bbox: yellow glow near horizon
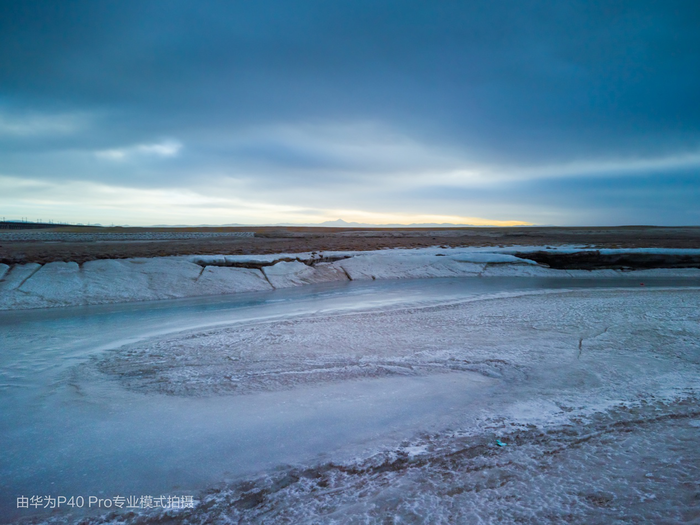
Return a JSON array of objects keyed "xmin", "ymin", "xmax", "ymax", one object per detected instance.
[
  {"xmin": 0, "ymin": 175, "xmax": 533, "ymax": 227},
  {"xmin": 326, "ymin": 210, "xmax": 532, "ymax": 226}
]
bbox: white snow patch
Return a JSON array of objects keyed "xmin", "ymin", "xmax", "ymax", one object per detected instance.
[
  {"xmin": 196, "ymin": 266, "xmax": 272, "ymax": 293},
  {"xmin": 190, "ymin": 255, "xmax": 227, "ymax": 266},
  {"xmin": 403, "ymin": 445, "xmax": 429, "ymax": 457},
  {"xmin": 263, "ymin": 261, "xmax": 315, "ymax": 288},
  {"xmin": 0, "ymin": 263, "xmax": 41, "ymax": 292},
  {"xmin": 127, "ymin": 258, "xmax": 203, "ymax": 299},
  {"xmin": 336, "ymin": 253, "xmax": 484, "ymax": 280},
  {"xmin": 262, "ymin": 260, "xmax": 349, "ymax": 288},
  {"xmin": 82, "ymin": 259, "xmax": 158, "ymax": 303},
  {"xmin": 18, "ymin": 261, "xmax": 83, "ymax": 305}
]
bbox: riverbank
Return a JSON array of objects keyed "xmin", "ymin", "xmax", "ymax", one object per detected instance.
[{"xmin": 1, "ymin": 246, "xmax": 699, "ymax": 310}]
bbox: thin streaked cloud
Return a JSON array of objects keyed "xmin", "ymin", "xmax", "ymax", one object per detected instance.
[{"xmin": 95, "ymin": 140, "xmax": 183, "ymax": 160}]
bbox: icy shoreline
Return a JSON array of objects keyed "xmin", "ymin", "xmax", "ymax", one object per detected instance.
[
  {"xmin": 6, "ymin": 285, "xmax": 699, "ymax": 523},
  {"xmin": 1, "ymin": 246, "xmax": 699, "ymax": 310}
]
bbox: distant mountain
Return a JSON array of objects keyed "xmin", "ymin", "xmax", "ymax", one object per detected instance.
[{"xmin": 319, "ymin": 219, "xmax": 354, "ymax": 226}]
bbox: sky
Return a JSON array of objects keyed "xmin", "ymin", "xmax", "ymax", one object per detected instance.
[{"xmin": 1, "ymin": 0, "xmax": 699, "ymax": 226}]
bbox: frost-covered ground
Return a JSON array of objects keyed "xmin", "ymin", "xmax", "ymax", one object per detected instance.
[
  {"xmin": 2, "ymin": 279, "xmax": 699, "ymax": 524},
  {"xmin": 1, "ymin": 246, "xmax": 699, "ymax": 310}
]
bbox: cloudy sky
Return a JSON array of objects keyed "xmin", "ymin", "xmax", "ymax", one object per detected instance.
[{"xmin": 1, "ymin": 0, "xmax": 699, "ymax": 226}]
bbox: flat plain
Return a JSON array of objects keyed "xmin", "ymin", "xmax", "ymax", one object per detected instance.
[{"xmin": 1, "ymin": 225, "xmax": 698, "ymax": 265}]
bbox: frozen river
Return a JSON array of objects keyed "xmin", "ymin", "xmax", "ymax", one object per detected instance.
[{"xmin": 1, "ymin": 276, "xmax": 699, "ymax": 523}]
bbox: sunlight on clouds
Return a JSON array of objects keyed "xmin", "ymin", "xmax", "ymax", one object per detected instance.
[
  {"xmin": 270, "ymin": 121, "xmax": 700, "ymax": 186},
  {"xmin": 136, "ymin": 141, "xmax": 182, "ymax": 156},
  {"xmin": 436, "ymin": 150, "xmax": 700, "ymax": 186},
  {"xmin": 412, "ymin": 149, "xmax": 700, "ymax": 188},
  {"xmin": 6, "ymin": 119, "xmax": 694, "ymax": 226},
  {"xmin": 218, "ymin": 120, "xmax": 700, "ymax": 190},
  {"xmin": 95, "ymin": 140, "xmax": 182, "ymax": 160},
  {"xmin": 0, "ymin": 176, "xmax": 318, "ymax": 225},
  {"xmin": 0, "ymin": 175, "xmax": 531, "ymax": 226},
  {"xmin": 329, "ymin": 209, "xmax": 531, "ymax": 226}
]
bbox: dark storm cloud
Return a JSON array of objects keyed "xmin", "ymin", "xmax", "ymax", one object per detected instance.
[{"xmin": 1, "ymin": 0, "xmax": 699, "ymax": 224}]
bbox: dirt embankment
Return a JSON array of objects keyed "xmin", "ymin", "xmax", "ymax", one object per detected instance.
[
  {"xmin": 516, "ymin": 251, "xmax": 700, "ymax": 270},
  {"xmin": 0, "ymin": 226, "xmax": 698, "ymax": 266}
]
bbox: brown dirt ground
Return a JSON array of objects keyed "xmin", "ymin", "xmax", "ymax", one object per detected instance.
[{"xmin": 1, "ymin": 226, "xmax": 699, "ymax": 265}]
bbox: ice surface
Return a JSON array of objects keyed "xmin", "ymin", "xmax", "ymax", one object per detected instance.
[
  {"xmin": 94, "ymin": 288, "xmax": 700, "ymax": 399},
  {"xmin": 130, "ymin": 288, "xmax": 700, "ymax": 524},
  {"xmin": 479, "ymin": 263, "xmax": 562, "ymax": 277},
  {"xmin": 564, "ymin": 269, "xmax": 625, "ymax": 278},
  {"xmin": 2, "ymin": 281, "xmax": 700, "ymax": 523},
  {"xmin": 0, "ymin": 276, "xmax": 700, "ymax": 523},
  {"xmin": 181, "ymin": 402, "xmax": 700, "ymax": 524}
]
